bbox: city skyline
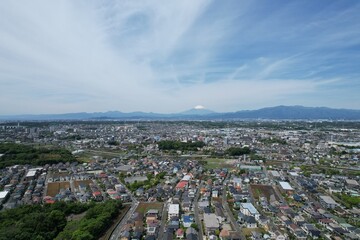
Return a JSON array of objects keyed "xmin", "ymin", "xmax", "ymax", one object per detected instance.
[{"xmin": 1, "ymin": 0, "xmax": 360, "ymax": 114}]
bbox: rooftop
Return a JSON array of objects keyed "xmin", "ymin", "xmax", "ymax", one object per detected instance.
[
  {"xmin": 203, "ymin": 213, "xmax": 219, "ymax": 229},
  {"xmin": 241, "ymin": 203, "xmax": 258, "ymax": 215},
  {"xmin": 320, "ymin": 195, "xmax": 338, "ymax": 205},
  {"xmin": 270, "ymin": 170, "xmax": 281, "ymax": 177},
  {"xmin": 168, "ymin": 204, "xmax": 179, "ymax": 214},
  {"xmin": 279, "ymin": 181, "xmax": 294, "ymax": 190},
  {"xmin": 0, "ymin": 190, "xmax": 9, "ymax": 199}
]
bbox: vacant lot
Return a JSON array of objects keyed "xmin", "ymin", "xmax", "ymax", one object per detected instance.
[
  {"xmin": 242, "ymin": 227, "xmax": 266, "ymax": 237},
  {"xmin": 74, "ymin": 180, "xmax": 93, "ymax": 189},
  {"xmin": 250, "ymin": 184, "xmax": 279, "ymax": 201},
  {"xmin": 47, "ymin": 182, "xmax": 70, "ymax": 197},
  {"xmin": 135, "ymin": 202, "xmax": 163, "ymax": 214},
  {"xmin": 66, "ymin": 212, "xmax": 87, "ymax": 221},
  {"xmin": 203, "ymin": 158, "xmax": 237, "ymax": 169}
]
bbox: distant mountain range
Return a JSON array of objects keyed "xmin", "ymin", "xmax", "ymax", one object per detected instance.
[{"xmin": 1, "ymin": 106, "xmax": 360, "ymax": 121}]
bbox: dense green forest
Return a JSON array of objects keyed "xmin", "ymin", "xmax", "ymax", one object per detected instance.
[
  {"xmin": 0, "ymin": 143, "xmax": 76, "ymax": 168},
  {"xmin": 56, "ymin": 200, "xmax": 122, "ymax": 240},
  {"xmin": 0, "ymin": 200, "xmax": 122, "ymax": 240},
  {"xmin": 260, "ymin": 138, "xmax": 287, "ymax": 145},
  {"xmin": 157, "ymin": 140, "xmax": 205, "ymax": 151},
  {"xmin": 225, "ymin": 146, "xmax": 251, "ymax": 156}
]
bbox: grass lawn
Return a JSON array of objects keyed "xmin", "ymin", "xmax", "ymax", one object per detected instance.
[
  {"xmin": 250, "ymin": 184, "xmax": 279, "ymax": 201},
  {"xmin": 74, "ymin": 152, "xmax": 94, "ymax": 163},
  {"xmin": 135, "ymin": 202, "xmax": 163, "ymax": 214},
  {"xmin": 76, "ymin": 149, "xmax": 129, "ymax": 162},
  {"xmin": 242, "ymin": 227, "xmax": 266, "ymax": 236},
  {"xmin": 203, "ymin": 158, "xmax": 236, "ymax": 169}
]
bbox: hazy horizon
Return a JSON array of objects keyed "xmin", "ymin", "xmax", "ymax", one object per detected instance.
[
  {"xmin": 1, "ymin": 1, "xmax": 360, "ymax": 114},
  {"xmin": 1, "ymin": 105, "xmax": 360, "ymax": 117}
]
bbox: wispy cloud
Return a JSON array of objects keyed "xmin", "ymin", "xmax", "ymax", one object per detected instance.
[{"xmin": 0, "ymin": 0, "xmax": 359, "ymax": 114}]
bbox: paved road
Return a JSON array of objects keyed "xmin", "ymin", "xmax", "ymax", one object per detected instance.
[
  {"xmin": 87, "ymin": 149, "xmax": 127, "ymax": 156},
  {"xmin": 109, "ymin": 200, "xmax": 139, "ymax": 240},
  {"xmin": 193, "ymin": 182, "xmax": 204, "ymax": 240},
  {"xmin": 109, "ymin": 188, "xmax": 139, "ymax": 240},
  {"xmin": 157, "ymin": 202, "xmax": 168, "ymax": 240},
  {"xmin": 221, "ymin": 175, "xmax": 246, "ymax": 240},
  {"xmin": 43, "ymin": 171, "xmax": 50, "ymax": 198},
  {"xmin": 69, "ymin": 179, "xmax": 75, "ymax": 196}
]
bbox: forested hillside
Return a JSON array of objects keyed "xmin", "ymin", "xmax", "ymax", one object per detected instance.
[
  {"xmin": 0, "ymin": 200, "xmax": 123, "ymax": 240},
  {"xmin": 0, "ymin": 143, "xmax": 76, "ymax": 168}
]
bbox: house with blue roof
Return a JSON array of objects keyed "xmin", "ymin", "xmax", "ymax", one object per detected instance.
[{"xmin": 182, "ymin": 215, "xmax": 194, "ymax": 228}]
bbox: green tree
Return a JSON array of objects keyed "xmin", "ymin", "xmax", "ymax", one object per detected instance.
[
  {"xmin": 190, "ymin": 223, "xmax": 199, "ymax": 231},
  {"xmin": 72, "ymin": 230, "xmax": 93, "ymax": 240},
  {"xmin": 225, "ymin": 147, "xmax": 251, "ymax": 156}
]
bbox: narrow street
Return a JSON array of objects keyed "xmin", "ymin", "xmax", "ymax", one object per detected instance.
[
  {"xmin": 109, "ymin": 201, "xmax": 139, "ymax": 240},
  {"xmin": 157, "ymin": 201, "xmax": 168, "ymax": 240},
  {"xmin": 221, "ymin": 176, "xmax": 246, "ymax": 240},
  {"xmin": 193, "ymin": 181, "xmax": 204, "ymax": 240},
  {"xmin": 109, "ymin": 187, "xmax": 138, "ymax": 240}
]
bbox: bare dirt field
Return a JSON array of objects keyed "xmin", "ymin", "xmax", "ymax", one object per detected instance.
[{"xmin": 46, "ymin": 182, "xmax": 70, "ymax": 197}]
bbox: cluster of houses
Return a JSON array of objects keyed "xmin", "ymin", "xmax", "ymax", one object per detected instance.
[
  {"xmin": 1, "ymin": 121, "xmax": 360, "ymax": 240},
  {"xmin": 119, "ymin": 208, "xmax": 164, "ymax": 240},
  {"xmin": 222, "ymin": 162, "xmax": 360, "ymax": 239},
  {"xmin": 163, "ymin": 173, "xmax": 200, "ymax": 240},
  {"xmin": 0, "ymin": 165, "xmax": 46, "ymax": 209}
]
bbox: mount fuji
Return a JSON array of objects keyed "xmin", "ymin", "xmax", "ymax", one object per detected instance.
[{"xmin": 180, "ymin": 105, "xmax": 217, "ymax": 116}]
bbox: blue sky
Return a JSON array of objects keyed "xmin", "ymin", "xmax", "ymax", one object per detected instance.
[{"xmin": 0, "ymin": 0, "xmax": 359, "ymax": 114}]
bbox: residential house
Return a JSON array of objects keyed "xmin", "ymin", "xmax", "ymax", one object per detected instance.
[
  {"xmin": 203, "ymin": 213, "xmax": 220, "ymax": 234},
  {"xmin": 168, "ymin": 204, "xmax": 180, "ymax": 220},
  {"xmin": 182, "ymin": 215, "xmax": 194, "ymax": 228},
  {"xmin": 319, "ymin": 195, "xmax": 339, "ymax": 209},
  {"xmin": 240, "ymin": 202, "xmax": 260, "ymax": 220}
]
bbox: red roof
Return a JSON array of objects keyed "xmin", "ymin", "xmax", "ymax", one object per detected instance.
[
  {"xmin": 176, "ymin": 181, "xmax": 188, "ymax": 189},
  {"xmin": 176, "ymin": 228, "xmax": 184, "ymax": 235},
  {"xmin": 93, "ymin": 191, "xmax": 102, "ymax": 196}
]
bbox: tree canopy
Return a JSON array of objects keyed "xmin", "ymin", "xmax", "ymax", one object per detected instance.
[
  {"xmin": 157, "ymin": 140, "xmax": 205, "ymax": 151},
  {"xmin": 0, "ymin": 200, "xmax": 122, "ymax": 240},
  {"xmin": 56, "ymin": 200, "xmax": 122, "ymax": 240},
  {"xmin": 0, "ymin": 143, "xmax": 76, "ymax": 168},
  {"xmin": 225, "ymin": 147, "xmax": 251, "ymax": 156}
]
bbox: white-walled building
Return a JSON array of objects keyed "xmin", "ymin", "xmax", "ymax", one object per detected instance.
[
  {"xmin": 0, "ymin": 190, "xmax": 9, "ymax": 203},
  {"xmin": 319, "ymin": 195, "xmax": 339, "ymax": 209},
  {"xmin": 240, "ymin": 203, "xmax": 260, "ymax": 220},
  {"xmin": 168, "ymin": 204, "xmax": 180, "ymax": 220}
]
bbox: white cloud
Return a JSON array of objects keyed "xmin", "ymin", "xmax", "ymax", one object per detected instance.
[{"xmin": 0, "ymin": 0, "xmax": 359, "ymax": 114}]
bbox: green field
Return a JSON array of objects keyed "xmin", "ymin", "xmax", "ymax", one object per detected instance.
[
  {"xmin": 135, "ymin": 202, "xmax": 163, "ymax": 214},
  {"xmin": 203, "ymin": 158, "xmax": 236, "ymax": 169},
  {"xmin": 242, "ymin": 227, "xmax": 266, "ymax": 236}
]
